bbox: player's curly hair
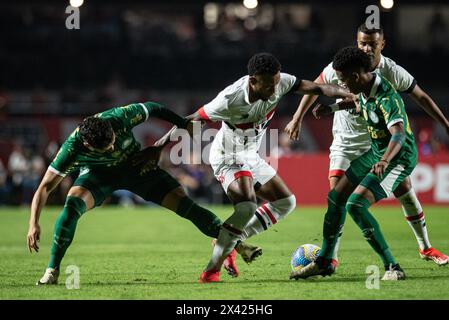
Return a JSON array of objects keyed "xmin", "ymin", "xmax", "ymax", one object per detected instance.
[
  {"xmin": 332, "ymin": 46, "xmax": 372, "ymax": 73},
  {"xmin": 79, "ymin": 116, "xmax": 114, "ymax": 149},
  {"xmin": 247, "ymin": 53, "xmax": 281, "ymax": 76}
]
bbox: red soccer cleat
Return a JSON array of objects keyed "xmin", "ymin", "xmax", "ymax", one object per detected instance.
[
  {"xmin": 223, "ymin": 249, "xmax": 239, "ymax": 277},
  {"xmin": 198, "ymin": 270, "xmax": 220, "ymax": 283},
  {"xmin": 419, "ymin": 247, "xmax": 449, "ymax": 266},
  {"xmin": 331, "ymin": 259, "xmax": 339, "ymax": 269}
]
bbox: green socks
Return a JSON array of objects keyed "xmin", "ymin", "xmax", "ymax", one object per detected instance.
[
  {"xmin": 346, "ymin": 193, "xmax": 396, "ymax": 266},
  {"xmin": 48, "ymin": 196, "xmax": 87, "ymax": 270},
  {"xmin": 320, "ymin": 189, "xmax": 347, "ymax": 259},
  {"xmin": 176, "ymin": 197, "xmax": 222, "ymax": 238}
]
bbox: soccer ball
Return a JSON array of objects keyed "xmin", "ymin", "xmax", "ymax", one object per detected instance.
[{"xmin": 290, "ymin": 244, "xmax": 321, "ymax": 271}]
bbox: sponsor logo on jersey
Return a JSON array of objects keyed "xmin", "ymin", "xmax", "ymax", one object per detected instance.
[{"xmin": 369, "ymin": 110, "xmax": 379, "ymax": 124}]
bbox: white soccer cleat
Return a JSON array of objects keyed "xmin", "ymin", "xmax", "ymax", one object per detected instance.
[
  {"xmin": 36, "ymin": 268, "xmax": 59, "ymax": 285},
  {"xmin": 236, "ymin": 242, "xmax": 263, "ymax": 264},
  {"xmin": 381, "ymin": 264, "xmax": 405, "ymax": 281}
]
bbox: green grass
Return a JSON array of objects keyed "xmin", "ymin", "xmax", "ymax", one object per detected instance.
[{"xmin": 1, "ymin": 205, "xmax": 448, "ymax": 299}]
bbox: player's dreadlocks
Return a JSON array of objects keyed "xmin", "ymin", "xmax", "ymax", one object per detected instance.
[
  {"xmin": 79, "ymin": 116, "xmax": 114, "ymax": 149},
  {"xmin": 357, "ymin": 23, "xmax": 384, "ymax": 36},
  {"xmin": 332, "ymin": 46, "xmax": 372, "ymax": 73},
  {"xmin": 247, "ymin": 53, "xmax": 281, "ymax": 76}
]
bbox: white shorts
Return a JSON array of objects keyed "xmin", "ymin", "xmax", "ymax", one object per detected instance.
[
  {"xmin": 329, "ymin": 148, "xmax": 369, "ymax": 179},
  {"xmin": 211, "ymin": 153, "xmax": 276, "ymax": 193}
]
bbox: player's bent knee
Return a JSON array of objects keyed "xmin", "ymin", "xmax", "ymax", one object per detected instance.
[
  {"xmin": 235, "ymin": 201, "xmax": 258, "ymax": 220},
  {"xmin": 272, "ymin": 194, "xmax": 296, "ymax": 218},
  {"xmin": 346, "ymin": 193, "xmax": 368, "ymax": 219},
  {"xmin": 67, "ymin": 186, "xmax": 95, "ymax": 210},
  {"xmin": 64, "ymin": 196, "xmax": 87, "ymax": 217},
  {"xmin": 225, "ymin": 201, "xmax": 258, "ymax": 231}
]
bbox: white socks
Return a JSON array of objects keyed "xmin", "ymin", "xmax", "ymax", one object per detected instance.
[
  {"xmin": 205, "ymin": 201, "xmax": 257, "ymax": 272},
  {"xmin": 398, "ymin": 188, "xmax": 431, "ymax": 251},
  {"xmin": 241, "ymin": 195, "xmax": 296, "ymax": 240}
]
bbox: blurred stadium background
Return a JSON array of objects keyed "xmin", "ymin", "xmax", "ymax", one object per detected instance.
[{"xmin": 0, "ymin": 0, "xmax": 448, "ymax": 207}]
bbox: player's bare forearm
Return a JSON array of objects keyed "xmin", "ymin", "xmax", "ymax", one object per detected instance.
[
  {"xmin": 382, "ymin": 123, "xmax": 405, "ymax": 163},
  {"xmin": 154, "ymin": 126, "xmax": 177, "ymax": 147},
  {"xmin": 291, "ymin": 75, "xmax": 322, "ymax": 122},
  {"xmin": 371, "ymin": 123, "xmax": 405, "ymax": 178},
  {"xmin": 186, "ymin": 111, "xmax": 201, "ymax": 121},
  {"xmin": 297, "ymin": 80, "xmax": 352, "ymax": 99},
  {"xmin": 30, "ymin": 170, "xmax": 63, "ymax": 225},
  {"xmin": 144, "ymin": 102, "xmax": 189, "ymax": 129},
  {"xmin": 410, "ymin": 86, "xmax": 449, "ymax": 134}
]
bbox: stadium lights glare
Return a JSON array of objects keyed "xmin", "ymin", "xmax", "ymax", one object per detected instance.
[
  {"xmin": 243, "ymin": 0, "xmax": 258, "ymax": 10},
  {"xmin": 380, "ymin": 0, "xmax": 394, "ymax": 10},
  {"xmin": 70, "ymin": 0, "xmax": 84, "ymax": 8}
]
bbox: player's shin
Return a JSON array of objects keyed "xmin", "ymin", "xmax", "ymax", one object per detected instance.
[
  {"xmin": 205, "ymin": 201, "xmax": 257, "ymax": 272},
  {"xmin": 176, "ymin": 196, "xmax": 222, "ymax": 238},
  {"xmin": 346, "ymin": 194, "xmax": 396, "ymax": 267},
  {"xmin": 320, "ymin": 189, "xmax": 347, "ymax": 259},
  {"xmin": 48, "ymin": 196, "xmax": 87, "ymax": 270},
  {"xmin": 397, "ymin": 189, "xmax": 431, "ymax": 251},
  {"xmin": 240, "ymin": 195, "xmax": 296, "ymax": 239}
]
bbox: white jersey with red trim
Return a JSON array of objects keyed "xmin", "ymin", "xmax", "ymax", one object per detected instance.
[
  {"xmin": 321, "ymin": 54, "xmax": 416, "ymax": 157},
  {"xmin": 198, "ymin": 73, "xmax": 297, "ymax": 161}
]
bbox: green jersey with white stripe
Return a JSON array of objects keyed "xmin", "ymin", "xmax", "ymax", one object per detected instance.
[
  {"xmin": 359, "ymin": 74, "xmax": 417, "ymax": 162},
  {"xmin": 50, "ymin": 102, "xmax": 188, "ymax": 177}
]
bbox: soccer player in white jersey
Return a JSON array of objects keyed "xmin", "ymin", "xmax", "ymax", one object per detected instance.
[
  {"xmin": 178, "ymin": 53, "xmax": 353, "ymax": 283},
  {"xmin": 284, "ymin": 24, "xmax": 449, "ymax": 266}
]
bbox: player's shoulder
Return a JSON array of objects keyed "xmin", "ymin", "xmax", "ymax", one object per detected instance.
[
  {"xmin": 218, "ymin": 75, "xmax": 248, "ymax": 104},
  {"xmin": 321, "ymin": 61, "xmax": 337, "ymax": 83},
  {"xmin": 378, "ymin": 55, "xmax": 409, "ymax": 74},
  {"xmin": 61, "ymin": 127, "xmax": 81, "ymax": 150}
]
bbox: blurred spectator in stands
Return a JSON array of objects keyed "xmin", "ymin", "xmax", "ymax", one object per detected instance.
[
  {"xmin": 0, "ymin": 159, "xmax": 11, "ymax": 205},
  {"xmin": 8, "ymin": 142, "xmax": 29, "ymax": 204},
  {"xmin": 418, "ymin": 128, "xmax": 447, "ymax": 156},
  {"xmin": 22, "ymin": 153, "xmax": 45, "ymax": 204}
]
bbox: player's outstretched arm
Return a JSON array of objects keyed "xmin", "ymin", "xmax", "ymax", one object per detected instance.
[
  {"xmin": 144, "ymin": 101, "xmax": 190, "ymax": 129},
  {"xmin": 312, "ymin": 98, "xmax": 359, "ymax": 119},
  {"xmin": 296, "ymin": 79, "xmax": 355, "ymax": 100},
  {"xmin": 284, "ymin": 75, "xmax": 322, "ymax": 140},
  {"xmin": 27, "ymin": 170, "xmax": 64, "ymax": 253},
  {"xmin": 409, "ymin": 85, "xmax": 449, "ymax": 136},
  {"xmin": 371, "ymin": 123, "xmax": 405, "ymax": 179},
  {"xmin": 154, "ymin": 119, "xmax": 196, "ymax": 148}
]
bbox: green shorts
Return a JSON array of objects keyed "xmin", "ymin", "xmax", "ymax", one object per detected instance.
[
  {"xmin": 345, "ymin": 148, "xmax": 417, "ymax": 201},
  {"xmin": 73, "ymin": 165, "xmax": 180, "ymax": 207}
]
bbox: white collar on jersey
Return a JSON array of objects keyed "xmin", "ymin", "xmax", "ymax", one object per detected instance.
[{"xmin": 360, "ymin": 73, "xmax": 381, "ymax": 103}]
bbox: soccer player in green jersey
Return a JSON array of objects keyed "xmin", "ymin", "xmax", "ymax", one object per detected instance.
[
  {"xmin": 27, "ymin": 102, "xmax": 258, "ymax": 285},
  {"xmin": 290, "ymin": 47, "xmax": 418, "ymax": 281}
]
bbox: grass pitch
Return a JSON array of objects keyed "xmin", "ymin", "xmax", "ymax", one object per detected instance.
[{"xmin": 1, "ymin": 205, "xmax": 448, "ymax": 300}]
